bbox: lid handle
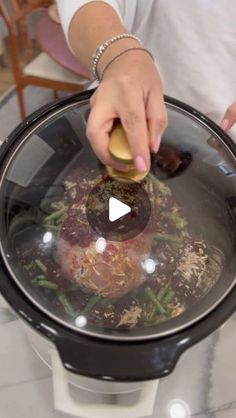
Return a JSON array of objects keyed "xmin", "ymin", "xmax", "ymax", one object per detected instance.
[{"xmin": 107, "ymin": 121, "xmax": 148, "ymax": 182}]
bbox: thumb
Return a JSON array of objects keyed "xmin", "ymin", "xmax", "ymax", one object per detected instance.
[{"xmin": 220, "ymin": 102, "xmax": 236, "ymax": 131}]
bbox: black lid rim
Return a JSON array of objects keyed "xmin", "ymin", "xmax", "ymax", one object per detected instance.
[
  {"xmin": 2, "ymin": 90, "xmax": 236, "ymax": 160},
  {"xmin": 0, "ymin": 90, "xmax": 235, "ymax": 380}
]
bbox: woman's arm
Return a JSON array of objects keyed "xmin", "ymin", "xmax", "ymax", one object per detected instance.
[
  {"xmin": 68, "ymin": 1, "xmax": 136, "ymax": 73},
  {"xmin": 58, "ymin": 1, "xmax": 167, "ymax": 172}
]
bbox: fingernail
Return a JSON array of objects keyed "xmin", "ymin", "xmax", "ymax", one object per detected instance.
[
  {"xmin": 152, "ymin": 135, "xmax": 161, "ymax": 153},
  {"xmin": 220, "ymin": 118, "xmax": 230, "ymax": 131},
  {"xmin": 135, "ymin": 156, "xmax": 147, "ymax": 172},
  {"xmin": 117, "ymin": 165, "xmax": 130, "ymax": 172}
]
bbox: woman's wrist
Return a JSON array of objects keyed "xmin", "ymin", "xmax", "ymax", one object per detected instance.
[
  {"xmin": 91, "ymin": 34, "xmax": 141, "ymax": 79},
  {"xmin": 100, "ymin": 47, "xmax": 154, "ymax": 82},
  {"xmin": 96, "ymin": 38, "xmax": 141, "ymax": 79}
]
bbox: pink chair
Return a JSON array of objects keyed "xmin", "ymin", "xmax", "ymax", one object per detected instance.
[{"xmin": 0, "ymin": 0, "xmax": 89, "ymax": 119}]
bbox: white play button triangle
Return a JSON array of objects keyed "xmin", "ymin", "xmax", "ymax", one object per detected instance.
[{"xmin": 109, "ymin": 197, "xmax": 131, "ymax": 222}]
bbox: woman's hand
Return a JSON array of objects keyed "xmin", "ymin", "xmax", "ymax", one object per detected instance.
[
  {"xmin": 63, "ymin": 1, "xmax": 167, "ymax": 173},
  {"xmin": 87, "ymin": 50, "xmax": 167, "ymax": 173},
  {"xmin": 220, "ymin": 102, "xmax": 236, "ymax": 131},
  {"xmin": 207, "ymin": 102, "xmax": 236, "ymax": 173}
]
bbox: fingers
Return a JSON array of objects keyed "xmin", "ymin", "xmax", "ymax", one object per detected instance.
[
  {"xmin": 88, "ymin": 91, "xmax": 168, "ymax": 173},
  {"xmin": 207, "ymin": 136, "xmax": 236, "ymax": 172},
  {"xmin": 207, "ymin": 137, "xmax": 221, "ymax": 151},
  {"xmin": 220, "ymin": 102, "xmax": 236, "ymax": 131},
  {"xmin": 146, "ymin": 90, "xmax": 168, "ymax": 154},
  {"xmin": 87, "ymin": 104, "xmax": 129, "ymax": 172},
  {"xmin": 86, "ymin": 60, "xmax": 168, "ymax": 174},
  {"xmin": 119, "ymin": 91, "xmax": 150, "ymax": 172}
]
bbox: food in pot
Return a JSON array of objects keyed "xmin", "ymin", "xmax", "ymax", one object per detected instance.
[
  {"xmin": 57, "ymin": 173, "xmax": 152, "ymax": 297},
  {"xmin": 58, "ymin": 235, "xmax": 151, "ymax": 298},
  {"xmin": 153, "ymin": 143, "xmax": 193, "ymax": 178},
  {"xmin": 11, "ymin": 168, "xmax": 224, "ymax": 329}
]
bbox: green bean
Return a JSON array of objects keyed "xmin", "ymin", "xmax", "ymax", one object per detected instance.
[
  {"xmin": 57, "ymin": 292, "xmax": 75, "ymax": 316},
  {"xmin": 145, "ymin": 287, "xmax": 166, "ymax": 316},
  {"xmin": 23, "ymin": 261, "xmax": 35, "ymax": 271},
  {"xmin": 148, "ymin": 286, "xmax": 169, "ymax": 320},
  {"xmin": 38, "ymin": 280, "xmax": 58, "ymax": 290},
  {"xmin": 157, "ymin": 286, "xmax": 169, "ymax": 301},
  {"xmin": 55, "ymin": 216, "xmax": 66, "ymax": 225},
  {"xmin": 154, "ymin": 233, "xmax": 182, "ymax": 245},
  {"xmin": 148, "ymin": 288, "xmax": 176, "ymax": 322},
  {"xmin": 148, "ymin": 306, "xmax": 156, "ymax": 322},
  {"xmin": 50, "ymin": 201, "xmax": 66, "ymax": 211},
  {"xmin": 167, "ymin": 241, "xmax": 180, "ymax": 252},
  {"xmin": 33, "ymin": 275, "xmax": 47, "ymax": 281},
  {"xmin": 35, "ymin": 259, "xmax": 47, "ymax": 274},
  {"xmin": 44, "ymin": 207, "xmax": 67, "ymax": 224},
  {"xmin": 169, "ymin": 211, "xmax": 187, "ymax": 230},
  {"xmin": 162, "ymin": 289, "xmax": 175, "ymax": 307},
  {"xmin": 147, "ymin": 173, "xmax": 171, "ymax": 196},
  {"xmin": 44, "ymin": 224, "xmax": 59, "ymax": 232},
  {"xmin": 82, "ymin": 295, "xmax": 101, "ymax": 315},
  {"xmin": 155, "ymin": 233, "xmax": 183, "ymax": 252},
  {"xmin": 31, "ymin": 275, "xmax": 48, "ymax": 284},
  {"xmin": 65, "ymin": 284, "xmax": 79, "ymax": 293}
]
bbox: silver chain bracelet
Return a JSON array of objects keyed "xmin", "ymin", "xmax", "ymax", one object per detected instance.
[
  {"xmin": 91, "ymin": 33, "xmax": 142, "ymax": 82},
  {"xmin": 100, "ymin": 47, "xmax": 154, "ymax": 82}
]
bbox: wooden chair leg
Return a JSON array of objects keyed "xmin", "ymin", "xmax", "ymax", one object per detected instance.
[
  {"xmin": 53, "ymin": 90, "xmax": 59, "ymax": 99},
  {"xmin": 16, "ymin": 86, "xmax": 26, "ymax": 120},
  {"xmin": 0, "ymin": 55, "xmax": 7, "ymax": 68}
]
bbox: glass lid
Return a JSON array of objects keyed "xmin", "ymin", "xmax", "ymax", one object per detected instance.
[{"xmin": 0, "ymin": 97, "xmax": 236, "ymax": 341}]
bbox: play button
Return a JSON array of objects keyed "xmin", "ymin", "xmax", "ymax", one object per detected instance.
[
  {"xmin": 86, "ymin": 177, "xmax": 151, "ymax": 242},
  {"xmin": 109, "ymin": 197, "xmax": 131, "ymax": 222}
]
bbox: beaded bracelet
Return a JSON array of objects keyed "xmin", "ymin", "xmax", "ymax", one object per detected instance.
[
  {"xmin": 91, "ymin": 33, "xmax": 142, "ymax": 82},
  {"xmin": 99, "ymin": 47, "xmax": 154, "ymax": 82}
]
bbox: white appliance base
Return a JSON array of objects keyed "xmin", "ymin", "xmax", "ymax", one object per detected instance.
[
  {"xmin": 22, "ymin": 323, "xmax": 159, "ymax": 418},
  {"xmin": 51, "ymin": 347, "xmax": 159, "ymax": 418}
]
